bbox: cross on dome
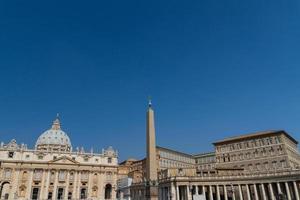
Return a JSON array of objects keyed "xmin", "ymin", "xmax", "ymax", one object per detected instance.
[{"xmin": 51, "ymin": 113, "xmax": 61, "ymax": 130}]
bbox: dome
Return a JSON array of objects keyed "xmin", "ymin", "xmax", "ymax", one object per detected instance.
[{"xmin": 35, "ymin": 116, "xmax": 72, "ymax": 152}]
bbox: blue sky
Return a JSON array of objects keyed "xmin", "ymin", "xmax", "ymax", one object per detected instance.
[{"xmin": 0, "ymin": 1, "xmax": 300, "ymax": 161}]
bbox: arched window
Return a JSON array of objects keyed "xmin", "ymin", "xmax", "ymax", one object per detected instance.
[{"xmin": 105, "ymin": 184, "xmax": 112, "ymax": 199}]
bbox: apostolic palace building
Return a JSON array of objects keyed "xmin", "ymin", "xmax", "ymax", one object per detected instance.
[
  {"xmin": 1, "ymin": 103, "xmax": 300, "ymax": 200},
  {"xmin": 120, "ymin": 102, "xmax": 300, "ymax": 200}
]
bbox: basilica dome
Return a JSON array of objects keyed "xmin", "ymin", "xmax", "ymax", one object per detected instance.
[{"xmin": 35, "ymin": 116, "xmax": 72, "ymax": 152}]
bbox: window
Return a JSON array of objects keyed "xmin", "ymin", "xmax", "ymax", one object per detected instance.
[
  {"xmin": 38, "ymin": 155, "xmax": 43, "ymax": 160},
  {"xmin": 57, "ymin": 188, "xmax": 64, "ymax": 200},
  {"xmin": 69, "ymin": 172, "xmax": 74, "ymax": 180},
  {"xmin": 8, "ymin": 152, "xmax": 14, "ymax": 158},
  {"xmin": 47, "ymin": 192, "xmax": 53, "ymax": 200},
  {"xmin": 58, "ymin": 171, "xmax": 66, "ymax": 181},
  {"xmin": 105, "ymin": 184, "xmax": 112, "ymax": 199},
  {"xmin": 264, "ymin": 162, "xmax": 269, "ymax": 170},
  {"xmin": 4, "ymin": 169, "xmax": 12, "ymax": 179},
  {"xmin": 33, "ymin": 169, "xmax": 42, "ymax": 180},
  {"xmin": 108, "ymin": 157, "xmax": 112, "ymax": 163},
  {"xmin": 68, "ymin": 192, "xmax": 72, "ymax": 200},
  {"xmin": 256, "ymin": 163, "xmax": 261, "ymax": 170},
  {"xmin": 272, "ymin": 161, "xmax": 277, "ymax": 169},
  {"xmin": 31, "ymin": 188, "xmax": 39, "ymax": 200},
  {"xmin": 26, "ymin": 155, "xmax": 30, "ymax": 159},
  {"xmin": 80, "ymin": 188, "xmax": 87, "ymax": 199}
]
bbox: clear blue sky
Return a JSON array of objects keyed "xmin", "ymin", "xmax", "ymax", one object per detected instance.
[{"xmin": 1, "ymin": 1, "xmax": 300, "ymax": 161}]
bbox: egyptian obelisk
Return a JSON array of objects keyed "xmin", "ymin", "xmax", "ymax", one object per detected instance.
[{"xmin": 145, "ymin": 99, "xmax": 158, "ymax": 200}]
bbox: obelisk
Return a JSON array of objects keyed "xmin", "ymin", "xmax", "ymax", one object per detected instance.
[{"xmin": 145, "ymin": 99, "xmax": 158, "ymax": 200}]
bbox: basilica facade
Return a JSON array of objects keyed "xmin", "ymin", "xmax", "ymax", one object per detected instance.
[{"xmin": 0, "ymin": 117, "xmax": 118, "ymax": 200}]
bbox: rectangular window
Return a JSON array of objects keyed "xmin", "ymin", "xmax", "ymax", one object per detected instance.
[
  {"xmin": 80, "ymin": 188, "xmax": 87, "ymax": 199},
  {"xmin": 31, "ymin": 188, "xmax": 39, "ymax": 200},
  {"xmin": 68, "ymin": 192, "xmax": 72, "ymax": 200},
  {"xmin": 8, "ymin": 152, "xmax": 14, "ymax": 158},
  {"xmin": 4, "ymin": 169, "xmax": 11, "ymax": 179},
  {"xmin": 59, "ymin": 171, "xmax": 66, "ymax": 181},
  {"xmin": 57, "ymin": 188, "xmax": 64, "ymax": 200},
  {"xmin": 47, "ymin": 192, "xmax": 52, "ymax": 200}
]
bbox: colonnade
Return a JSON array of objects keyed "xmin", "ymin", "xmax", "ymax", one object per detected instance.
[
  {"xmin": 1, "ymin": 168, "xmax": 116, "ymax": 200},
  {"xmin": 159, "ymin": 181, "xmax": 300, "ymax": 200}
]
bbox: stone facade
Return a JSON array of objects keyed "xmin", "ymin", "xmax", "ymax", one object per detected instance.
[
  {"xmin": 0, "ymin": 117, "xmax": 118, "ymax": 200},
  {"xmin": 129, "ymin": 104, "xmax": 300, "ymax": 200},
  {"xmin": 214, "ymin": 130, "xmax": 300, "ymax": 173}
]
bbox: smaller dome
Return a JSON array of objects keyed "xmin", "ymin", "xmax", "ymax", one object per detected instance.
[{"xmin": 35, "ymin": 116, "xmax": 72, "ymax": 152}]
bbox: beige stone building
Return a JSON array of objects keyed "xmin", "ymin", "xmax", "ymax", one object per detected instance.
[
  {"xmin": 129, "ymin": 103, "xmax": 300, "ymax": 200},
  {"xmin": 0, "ymin": 117, "xmax": 118, "ymax": 200}
]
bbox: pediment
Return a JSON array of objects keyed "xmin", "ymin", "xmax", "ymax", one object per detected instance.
[{"xmin": 49, "ymin": 156, "xmax": 79, "ymax": 164}]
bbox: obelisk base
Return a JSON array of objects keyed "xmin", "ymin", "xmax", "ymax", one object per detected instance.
[{"xmin": 146, "ymin": 185, "xmax": 158, "ymax": 200}]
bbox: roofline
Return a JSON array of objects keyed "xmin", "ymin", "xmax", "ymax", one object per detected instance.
[
  {"xmin": 156, "ymin": 146, "xmax": 194, "ymax": 158},
  {"xmin": 193, "ymin": 152, "xmax": 215, "ymax": 157},
  {"xmin": 213, "ymin": 130, "xmax": 298, "ymax": 145}
]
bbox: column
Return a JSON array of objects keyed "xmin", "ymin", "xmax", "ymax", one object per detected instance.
[
  {"xmin": 25, "ymin": 169, "xmax": 34, "ymax": 200},
  {"xmin": 261, "ymin": 183, "xmax": 267, "ymax": 200},
  {"xmin": 254, "ymin": 184, "xmax": 259, "ymax": 200},
  {"xmin": 217, "ymin": 185, "xmax": 220, "ymax": 200},
  {"xmin": 224, "ymin": 185, "xmax": 228, "ymax": 200},
  {"xmin": 293, "ymin": 182, "xmax": 300, "ymax": 200},
  {"xmin": 277, "ymin": 182, "xmax": 282, "ymax": 194},
  {"xmin": 72, "ymin": 171, "xmax": 78, "ymax": 199},
  {"xmin": 232, "ymin": 186, "xmax": 236, "ymax": 200},
  {"xmin": 195, "ymin": 185, "xmax": 198, "ymax": 196},
  {"xmin": 176, "ymin": 185, "xmax": 179, "ymax": 200},
  {"xmin": 268, "ymin": 183, "xmax": 275, "ymax": 200},
  {"xmin": 187, "ymin": 185, "xmax": 192, "ymax": 200},
  {"xmin": 9, "ymin": 169, "xmax": 20, "ymax": 199},
  {"xmin": 77, "ymin": 171, "xmax": 81, "ymax": 199},
  {"xmin": 209, "ymin": 185, "xmax": 213, "ymax": 200},
  {"xmin": 64, "ymin": 171, "xmax": 70, "ymax": 199},
  {"xmin": 171, "ymin": 183, "xmax": 176, "ymax": 200},
  {"xmin": 285, "ymin": 182, "xmax": 291, "ymax": 200},
  {"xmin": 238, "ymin": 185, "xmax": 243, "ymax": 200},
  {"xmin": 246, "ymin": 185, "xmax": 251, "ymax": 200},
  {"xmin": 52, "ymin": 170, "xmax": 59, "ymax": 200},
  {"xmin": 43, "ymin": 170, "xmax": 51, "ymax": 199},
  {"xmin": 39, "ymin": 169, "xmax": 47, "ymax": 199},
  {"xmin": 87, "ymin": 172, "xmax": 93, "ymax": 198}
]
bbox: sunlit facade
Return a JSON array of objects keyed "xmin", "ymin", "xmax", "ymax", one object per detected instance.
[{"xmin": 0, "ymin": 117, "xmax": 118, "ymax": 200}]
